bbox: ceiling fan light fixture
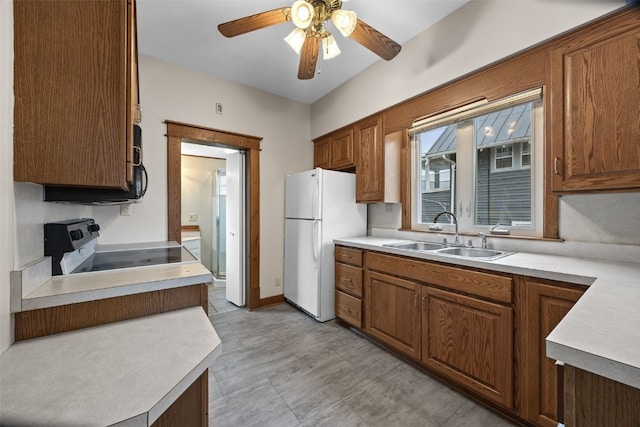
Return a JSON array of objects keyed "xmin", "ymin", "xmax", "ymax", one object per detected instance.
[
  {"xmin": 291, "ymin": 0, "xmax": 315, "ymax": 29},
  {"xmin": 322, "ymin": 34, "xmax": 341, "ymax": 60},
  {"xmin": 284, "ymin": 27, "xmax": 307, "ymax": 54},
  {"xmin": 331, "ymin": 9, "xmax": 357, "ymax": 37}
]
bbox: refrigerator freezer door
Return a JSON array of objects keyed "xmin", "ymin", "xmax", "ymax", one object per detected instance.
[
  {"xmin": 284, "ymin": 218, "xmax": 321, "ymax": 318},
  {"xmin": 285, "ymin": 169, "xmax": 322, "ymax": 220}
]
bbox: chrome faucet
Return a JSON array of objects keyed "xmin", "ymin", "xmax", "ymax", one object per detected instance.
[
  {"xmin": 433, "ymin": 211, "xmax": 460, "ymax": 245},
  {"xmin": 478, "ymin": 232, "xmax": 487, "ymax": 249}
]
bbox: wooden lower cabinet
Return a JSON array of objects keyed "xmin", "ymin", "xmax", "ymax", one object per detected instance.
[
  {"xmin": 335, "ymin": 246, "xmax": 364, "ymax": 328},
  {"xmin": 335, "ymin": 290, "xmax": 362, "ymax": 328},
  {"xmin": 335, "ymin": 247, "xmax": 593, "ymax": 426},
  {"xmin": 563, "ymin": 364, "xmax": 640, "ymax": 427},
  {"xmin": 421, "ymin": 286, "xmax": 513, "ymax": 408},
  {"xmin": 152, "ymin": 370, "xmax": 208, "ymax": 427},
  {"xmin": 364, "ymin": 270, "xmax": 421, "ymax": 359},
  {"xmin": 516, "ymin": 276, "xmax": 585, "ymax": 427}
]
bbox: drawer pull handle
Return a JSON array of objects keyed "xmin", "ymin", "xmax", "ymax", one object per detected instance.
[{"xmin": 343, "ymin": 278, "xmax": 354, "ymax": 288}]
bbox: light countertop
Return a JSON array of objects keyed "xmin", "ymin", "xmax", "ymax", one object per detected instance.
[
  {"xmin": 0, "ymin": 306, "xmax": 221, "ymax": 426},
  {"xmin": 11, "ymin": 241, "xmax": 213, "ymax": 312},
  {"xmin": 334, "ymin": 236, "xmax": 640, "ymax": 389}
]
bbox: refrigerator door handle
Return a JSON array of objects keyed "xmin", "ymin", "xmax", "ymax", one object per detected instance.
[
  {"xmin": 312, "ymin": 220, "xmax": 319, "ymax": 268},
  {"xmin": 312, "ymin": 173, "xmax": 319, "ymax": 219}
]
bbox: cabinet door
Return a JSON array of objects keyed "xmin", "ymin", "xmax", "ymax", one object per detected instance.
[
  {"xmin": 518, "ymin": 278, "xmax": 584, "ymax": 427},
  {"xmin": 313, "ymin": 137, "xmax": 331, "ymax": 169},
  {"xmin": 549, "ymin": 10, "xmax": 640, "ymax": 192},
  {"xmin": 14, "ymin": 0, "xmax": 135, "ymax": 190},
  {"xmin": 330, "ymin": 128, "xmax": 355, "ymax": 170},
  {"xmin": 356, "ymin": 116, "xmax": 384, "ymax": 202},
  {"xmin": 365, "ymin": 270, "xmax": 421, "ymax": 359},
  {"xmin": 422, "ymin": 286, "xmax": 513, "ymax": 408}
]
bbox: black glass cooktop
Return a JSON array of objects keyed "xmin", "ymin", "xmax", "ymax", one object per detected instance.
[{"xmin": 72, "ymin": 246, "xmax": 196, "ymax": 274}]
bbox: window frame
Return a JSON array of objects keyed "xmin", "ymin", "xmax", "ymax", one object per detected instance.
[{"xmin": 409, "ymin": 89, "xmax": 544, "ymax": 238}]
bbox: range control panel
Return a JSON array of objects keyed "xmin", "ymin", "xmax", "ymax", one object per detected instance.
[{"xmin": 44, "ymin": 218, "xmax": 100, "ymax": 275}]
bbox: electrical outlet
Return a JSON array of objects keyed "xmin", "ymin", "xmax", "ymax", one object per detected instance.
[
  {"xmin": 274, "ymin": 276, "xmax": 282, "ymax": 287},
  {"xmin": 188, "ymin": 212, "xmax": 198, "ymax": 222},
  {"xmin": 120, "ymin": 203, "xmax": 132, "ymax": 216},
  {"xmin": 215, "ymin": 102, "xmax": 223, "ymax": 115}
]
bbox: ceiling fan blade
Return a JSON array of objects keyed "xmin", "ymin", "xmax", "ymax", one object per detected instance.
[
  {"xmin": 350, "ymin": 19, "xmax": 401, "ymax": 60},
  {"xmin": 298, "ymin": 36, "xmax": 320, "ymax": 80},
  {"xmin": 218, "ymin": 7, "xmax": 290, "ymax": 38}
]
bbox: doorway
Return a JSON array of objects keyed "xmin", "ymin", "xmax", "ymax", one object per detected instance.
[
  {"xmin": 166, "ymin": 120, "xmax": 284, "ymax": 310},
  {"xmin": 180, "ymin": 144, "xmax": 245, "ymax": 309}
]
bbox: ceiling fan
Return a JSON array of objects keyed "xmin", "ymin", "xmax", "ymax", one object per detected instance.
[{"xmin": 218, "ymin": 0, "xmax": 402, "ymax": 80}]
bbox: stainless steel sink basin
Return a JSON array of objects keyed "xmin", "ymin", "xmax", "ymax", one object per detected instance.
[
  {"xmin": 383, "ymin": 241, "xmax": 444, "ymax": 251},
  {"xmin": 436, "ymin": 247, "xmax": 512, "ymax": 260}
]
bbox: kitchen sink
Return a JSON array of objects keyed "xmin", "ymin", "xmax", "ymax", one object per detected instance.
[
  {"xmin": 436, "ymin": 247, "xmax": 513, "ymax": 260},
  {"xmin": 383, "ymin": 242, "xmax": 444, "ymax": 251},
  {"xmin": 382, "ymin": 241, "xmax": 514, "ymax": 260}
]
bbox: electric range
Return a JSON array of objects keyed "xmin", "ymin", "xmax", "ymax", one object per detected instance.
[{"xmin": 44, "ymin": 218, "xmax": 197, "ymax": 275}]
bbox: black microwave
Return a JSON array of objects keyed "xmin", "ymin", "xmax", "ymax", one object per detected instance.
[{"xmin": 44, "ymin": 125, "xmax": 148, "ymax": 205}]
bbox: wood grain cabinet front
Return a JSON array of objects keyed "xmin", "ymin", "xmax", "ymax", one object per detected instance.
[
  {"xmin": 364, "ymin": 269, "xmax": 422, "ymax": 359},
  {"xmin": 13, "ymin": 0, "xmax": 140, "ymax": 190},
  {"xmin": 335, "ymin": 291, "xmax": 362, "ymax": 329},
  {"xmin": 334, "ymin": 246, "xmax": 364, "ymax": 328},
  {"xmin": 549, "ymin": 7, "xmax": 640, "ymax": 193},
  {"xmin": 313, "ymin": 128, "xmax": 355, "ymax": 171},
  {"xmin": 313, "ymin": 136, "xmax": 331, "ymax": 169},
  {"xmin": 515, "ymin": 277, "xmax": 585, "ymax": 427},
  {"xmin": 421, "ymin": 286, "xmax": 513, "ymax": 409}
]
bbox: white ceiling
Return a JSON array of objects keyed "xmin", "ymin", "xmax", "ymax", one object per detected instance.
[{"xmin": 136, "ymin": 0, "xmax": 469, "ymax": 105}]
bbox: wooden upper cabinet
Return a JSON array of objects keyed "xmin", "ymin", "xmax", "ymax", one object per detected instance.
[
  {"xmin": 313, "ymin": 128, "xmax": 355, "ymax": 170},
  {"xmin": 549, "ymin": 8, "xmax": 640, "ymax": 193},
  {"xmin": 356, "ymin": 115, "xmax": 385, "ymax": 202},
  {"xmin": 14, "ymin": 0, "xmax": 139, "ymax": 190},
  {"xmin": 330, "ymin": 128, "xmax": 355, "ymax": 170},
  {"xmin": 313, "ymin": 136, "xmax": 331, "ymax": 169}
]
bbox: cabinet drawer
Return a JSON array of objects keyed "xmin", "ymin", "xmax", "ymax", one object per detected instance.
[
  {"xmin": 335, "ymin": 291, "xmax": 362, "ymax": 328},
  {"xmin": 335, "ymin": 263, "xmax": 362, "ymax": 298},
  {"xmin": 367, "ymin": 252, "xmax": 512, "ymax": 303},
  {"xmin": 335, "ymin": 246, "xmax": 362, "ymax": 267}
]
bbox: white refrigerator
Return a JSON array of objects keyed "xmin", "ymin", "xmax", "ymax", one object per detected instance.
[{"xmin": 284, "ymin": 168, "xmax": 367, "ymax": 322}]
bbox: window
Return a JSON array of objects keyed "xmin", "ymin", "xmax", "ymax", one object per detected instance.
[
  {"xmin": 416, "ymin": 125, "xmax": 457, "ymax": 218},
  {"xmin": 494, "ymin": 145, "xmax": 513, "ymax": 170},
  {"xmin": 411, "ymin": 89, "xmax": 543, "ymax": 237}
]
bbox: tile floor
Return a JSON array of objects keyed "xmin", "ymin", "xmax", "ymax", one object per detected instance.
[
  {"xmin": 208, "ymin": 283, "xmax": 241, "ymax": 315},
  {"xmin": 207, "ymin": 290, "xmax": 518, "ymax": 427}
]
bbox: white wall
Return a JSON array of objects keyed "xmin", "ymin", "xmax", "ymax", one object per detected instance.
[
  {"xmin": 311, "ymin": 1, "xmax": 626, "ymax": 137},
  {"xmin": 93, "ymin": 55, "xmax": 313, "ymax": 298}
]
